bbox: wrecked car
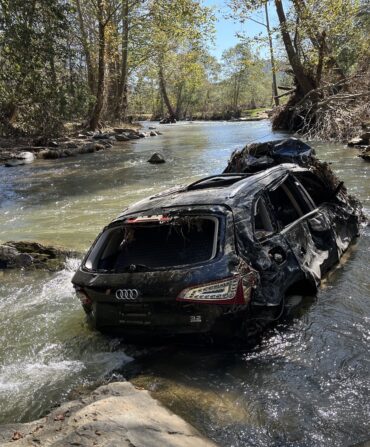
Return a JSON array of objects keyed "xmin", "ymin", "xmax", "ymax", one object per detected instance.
[{"xmin": 72, "ymin": 139, "xmax": 363, "ymax": 340}]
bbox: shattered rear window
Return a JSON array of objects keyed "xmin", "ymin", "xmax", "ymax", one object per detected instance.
[{"xmin": 84, "ymin": 216, "xmax": 219, "ymax": 272}]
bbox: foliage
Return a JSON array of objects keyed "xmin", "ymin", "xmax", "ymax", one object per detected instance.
[
  {"xmin": 2, "ymin": 0, "xmax": 365, "ymax": 138},
  {"xmin": 0, "ymin": 0, "xmax": 71, "ymax": 136},
  {"xmin": 228, "ymin": 0, "xmax": 370, "ymax": 139}
]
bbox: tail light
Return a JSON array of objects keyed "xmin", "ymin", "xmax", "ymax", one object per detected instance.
[
  {"xmin": 75, "ymin": 287, "xmax": 92, "ymax": 307},
  {"xmin": 177, "ymin": 275, "xmax": 252, "ymax": 305}
]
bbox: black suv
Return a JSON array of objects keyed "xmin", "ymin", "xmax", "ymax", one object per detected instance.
[{"xmin": 72, "ymin": 140, "xmax": 362, "ymax": 340}]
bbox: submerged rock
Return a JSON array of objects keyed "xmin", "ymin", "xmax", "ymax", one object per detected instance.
[
  {"xmin": 128, "ymin": 133, "xmax": 140, "ymax": 140},
  {"xmin": 148, "ymin": 152, "xmax": 166, "ymax": 164},
  {"xmin": 348, "ymin": 133, "xmax": 370, "ymax": 147},
  {"xmin": 359, "ymin": 146, "xmax": 370, "ymax": 162},
  {"xmin": 115, "ymin": 133, "xmax": 131, "ymax": 141},
  {"xmin": 0, "ymin": 241, "xmax": 78, "ymax": 271},
  {"xmin": 5, "ymin": 151, "xmax": 35, "ymax": 167},
  {"xmin": 0, "ymin": 382, "xmax": 217, "ymax": 447}
]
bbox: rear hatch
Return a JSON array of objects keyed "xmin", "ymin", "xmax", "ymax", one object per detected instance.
[
  {"xmin": 72, "ymin": 207, "xmax": 244, "ymax": 331},
  {"xmin": 88, "ymin": 213, "xmax": 219, "ymax": 273}
]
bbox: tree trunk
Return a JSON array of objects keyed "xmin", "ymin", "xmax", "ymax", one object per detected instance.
[
  {"xmin": 234, "ymin": 74, "xmax": 241, "ymax": 113},
  {"xmin": 75, "ymin": 0, "xmax": 96, "ymax": 95},
  {"xmin": 316, "ymin": 31, "xmax": 326, "ymax": 85},
  {"xmin": 158, "ymin": 63, "xmax": 176, "ymax": 120},
  {"xmin": 0, "ymin": 102, "xmax": 19, "ymax": 136},
  {"xmin": 265, "ymin": 3, "xmax": 279, "ymax": 106},
  {"xmin": 274, "ymin": 0, "xmax": 316, "ymax": 95},
  {"xmin": 291, "ymin": 0, "xmax": 346, "ymax": 80},
  {"xmin": 202, "ymin": 89, "xmax": 210, "ymax": 119},
  {"xmin": 114, "ymin": 0, "xmax": 129, "ymax": 121},
  {"xmin": 175, "ymin": 82, "xmax": 184, "ymax": 120},
  {"xmin": 89, "ymin": 1, "xmax": 106, "ymax": 130}
]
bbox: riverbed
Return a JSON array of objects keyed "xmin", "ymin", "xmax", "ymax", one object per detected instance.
[{"xmin": 0, "ymin": 121, "xmax": 369, "ymax": 446}]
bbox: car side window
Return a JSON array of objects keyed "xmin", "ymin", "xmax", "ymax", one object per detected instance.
[
  {"xmin": 254, "ymin": 197, "xmax": 275, "ymax": 240},
  {"xmin": 293, "ymin": 172, "xmax": 330, "ymax": 206},
  {"xmin": 267, "ymin": 176, "xmax": 313, "ymax": 228}
]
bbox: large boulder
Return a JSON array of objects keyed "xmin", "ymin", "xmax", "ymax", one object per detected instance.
[
  {"xmin": 37, "ymin": 149, "xmax": 74, "ymax": 159},
  {"xmin": 0, "ymin": 382, "xmax": 217, "ymax": 447},
  {"xmin": 65, "ymin": 142, "xmax": 79, "ymax": 149},
  {"xmin": 0, "ymin": 245, "xmax": 33, "ymax": 269},
  {"xmin": 38, "ymin": 149, "xmax": 62, "ymax": 159},
  {"xmin": 148, "ymin": 152, "xmax": 166, "ymax": 164},
  {"xmin": 5, "ymin": 151, "xmax": 35, "ymax": 167},
  {"xmin": 128, "ymin": 133, "xmax": 140, "ymax": 140},
  {"xmin": 115, "ymin": 133, "xmax": 131, "ymax": 141},
  {"xmin": 0, "ymin": 241, "xmax": 78, "ymax": 271},
  {"xmin": 79, "ymin": 142, "xmax": 105, "ymax": 154},
  {"xmin": 114, "ymin": 127, "xmax": 138, "ymax": 133},
  {"xmin": 93, "ymin": 133, "xmax": 110, "ymax": 140}
]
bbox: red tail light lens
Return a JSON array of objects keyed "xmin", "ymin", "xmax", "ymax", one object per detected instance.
[
  {"xmin": 75, "ymin": 288, "xmax": 92, "ymax": 306},
  {"xmin": 177, "ymin": 276, "xmax": 251, "ymax": 305}
]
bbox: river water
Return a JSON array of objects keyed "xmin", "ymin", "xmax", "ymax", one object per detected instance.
[{"xmin": 0, "ymin": 121, "xmax": 369, "ymax": 446}]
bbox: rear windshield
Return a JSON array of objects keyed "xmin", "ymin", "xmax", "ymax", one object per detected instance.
[{"xmin": 84, "ymin": 216, "xmax": 219, "ymax": 272}]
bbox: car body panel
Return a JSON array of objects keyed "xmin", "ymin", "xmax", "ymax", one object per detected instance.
[{"xmin": 72, "ymin": 140, "xmax": 363, "ymax": 338}]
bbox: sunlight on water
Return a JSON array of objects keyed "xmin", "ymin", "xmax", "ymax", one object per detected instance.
[{"xmin": 0, "ymin": 121, "xmax": 369, "ymax": 446}]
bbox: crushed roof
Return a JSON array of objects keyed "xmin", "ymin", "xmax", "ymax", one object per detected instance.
[{"xmin": 116, "ymin": 163, "xmax": 307, "ymax": 218}]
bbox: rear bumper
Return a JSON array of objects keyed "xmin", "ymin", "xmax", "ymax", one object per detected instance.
[{"xmin": 86, "ymin": 301, "xmax": 247, "ymax": 336}]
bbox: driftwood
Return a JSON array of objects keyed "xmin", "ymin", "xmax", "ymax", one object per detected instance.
[{"xmin": 272, "ymin": 68, "xmax": 370, "ymax": 141}]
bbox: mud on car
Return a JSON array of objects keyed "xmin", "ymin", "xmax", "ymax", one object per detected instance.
[{"xmin": 72, "ymin": 139, "xmax": 364, "ymax": 341}]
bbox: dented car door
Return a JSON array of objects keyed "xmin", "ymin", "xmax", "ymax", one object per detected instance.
[
  {"xmin": 250, "ymin": 195, "xmax": 301, "ymax": 306},
  {"xmin": 267, "ymin": 175, "xmax": 339, "ymax": 287}
]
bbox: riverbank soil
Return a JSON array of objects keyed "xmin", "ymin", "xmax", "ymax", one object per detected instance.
[{"xmin": 0, "ymin": 382, "xmax": 217, "ymax": 447}]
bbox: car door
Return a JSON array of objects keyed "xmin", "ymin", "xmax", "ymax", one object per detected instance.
[
  {"xmin": 250, "ymin": 193, "xmax": 302, "ymax": 306},
  {"xmin": 293, "ymin": 171, "xmax": 358, "ymax": 261},
  {"xmin": 265, "ymin": 174, "xmax": 337, "ymax": 286}
]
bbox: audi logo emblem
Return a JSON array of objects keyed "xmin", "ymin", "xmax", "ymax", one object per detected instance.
[{"xmin": 115, "ymin": 289, "xmax": 139, "ymax": 300}]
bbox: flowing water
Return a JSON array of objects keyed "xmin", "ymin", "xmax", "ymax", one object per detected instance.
[{"xmin": 0, "ymin": 121, "xmax": 369, "ymax": 446}]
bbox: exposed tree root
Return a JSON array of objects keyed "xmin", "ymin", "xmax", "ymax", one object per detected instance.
[{"xmin": 272, "ymin": 67, "xmax": 370, "ymax": 141}]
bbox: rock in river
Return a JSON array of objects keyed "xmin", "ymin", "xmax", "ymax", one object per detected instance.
[
  {"xmin": 115, "ymin": 133, "xmax": 131, "ymax": 141},
  {"xmin": 0, "ymin": 382, "xmax": 217, "ymax": 447},
  {"xmin": 113, "ymin": 127, "xmax": 136, "ymax": 133},
  {"xmin": 148, "ymin": 152, "xmax": 166, "ymax": 164},
  {"xmin": 359, "ymin": 146, "xmax": 370, "ymax": 162},
  {"xmin": 5, "ymin": 151, "xmax": 35, "ymax": 167},
  {"xmin": 0, "ymin": 241, "xmax": 78, "ymax": 271}
]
